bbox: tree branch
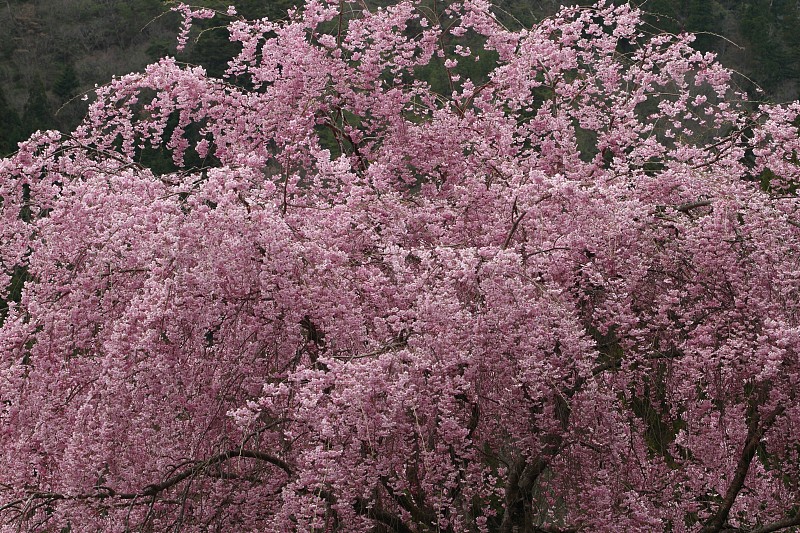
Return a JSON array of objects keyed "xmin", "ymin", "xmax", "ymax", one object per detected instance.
[
  {"xmin": 136, "ymin": 448, "xmax": 293, "ymax": 498},
  {"xmin": 503, "ymin": 197, "xmax": 527, "ymax": 250},
  {"xmin": 380, "ymin": 477, "xmax": 437, "ymax": 527},
  {"xmin": 3, "ymin": 448, "xmax": 293, "ymax": 509},
  {"xmin": 702, "ymin": 406, "xmax": 784, "ymax": 533},
  {"xmin": 311, "ymin": 486, "xmax": 415, "ymax": 533},
  {"xmin": 676, "ymin": 200, "xmax": 712, "ymax": 214},
  {"xmin": 354, "ymin": 496, "xmax": 415, "ymax": 533},
  {"xmin": 750, "ymin": 512, "xmax": 800, "ymax": 533}
]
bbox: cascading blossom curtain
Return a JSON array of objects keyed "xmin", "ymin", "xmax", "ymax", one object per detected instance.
[{"xmin": 1, "ymin": 1, "xmax": 799, "ymax": 531}]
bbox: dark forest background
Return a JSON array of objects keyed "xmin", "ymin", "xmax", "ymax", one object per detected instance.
[{"xmin": 1, "ymin": 0, "xmax": 798, "ymax": 156}]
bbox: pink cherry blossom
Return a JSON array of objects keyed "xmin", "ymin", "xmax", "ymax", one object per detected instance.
[{"xmin": 1, "ymin": 1, "xmax": 800, "ymax": 531}]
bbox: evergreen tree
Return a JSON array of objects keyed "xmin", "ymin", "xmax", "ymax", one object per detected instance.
[
  {"xmin": 685, "ymin": 0, "xmax": 717, "ymax": 52},
  {"xmin": 53, "ymin": 63, "xmax": 79, "ymax": 101},
  {"xmin": 741, "ymin": 1, "xmax": 791, "ymax": 89},
  {"xmin": 0, "ymin": 86, "xmax": 22, "ymax": 155},
  {"xmin": 775, "ymin": 0, "xmax": 800, "ymax": 85},
  {"xmin": 21, "ymin": 78, "xmax": 55, "ymax": 136}
]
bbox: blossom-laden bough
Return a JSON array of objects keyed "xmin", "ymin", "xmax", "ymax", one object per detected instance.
[{"xmin": 1, "ymin": 0, "xmax": 800, "ymax": 531}]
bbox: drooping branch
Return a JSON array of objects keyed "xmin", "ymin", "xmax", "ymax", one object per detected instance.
[
  {"xmin": 498, "ymin": 340, "xmax": 685, "ymax": 532},
  {"xmin": 749, "ymin": 512, "xmax": 800, "ymax": 533},
  {"xmin": 135, "ymin": 448, "xmax": 294, "ymax": 498},
  {"xmin": 309, "ymin": 486, "xmax": 415, "ymax": 533},
  {"xmin": 354, "ymin": 496, "xmax": 415, "ymax": 533},
  {"xmin": 3, "ymin": 447, "xmax": 293, "ymax": 509},
  {"xmin": 702, "ymin": 406, "xmax": 785, "ymax": 533}
]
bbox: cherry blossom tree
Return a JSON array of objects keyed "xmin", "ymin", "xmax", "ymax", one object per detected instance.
[{"xmin": 1, "ymin": 0, "xmax": 800, "ymax": 531}]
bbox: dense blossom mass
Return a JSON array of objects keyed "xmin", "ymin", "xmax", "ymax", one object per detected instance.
[{"xmin": 1, "ymin": 0, "xmax": 800, "ymax": 531}]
